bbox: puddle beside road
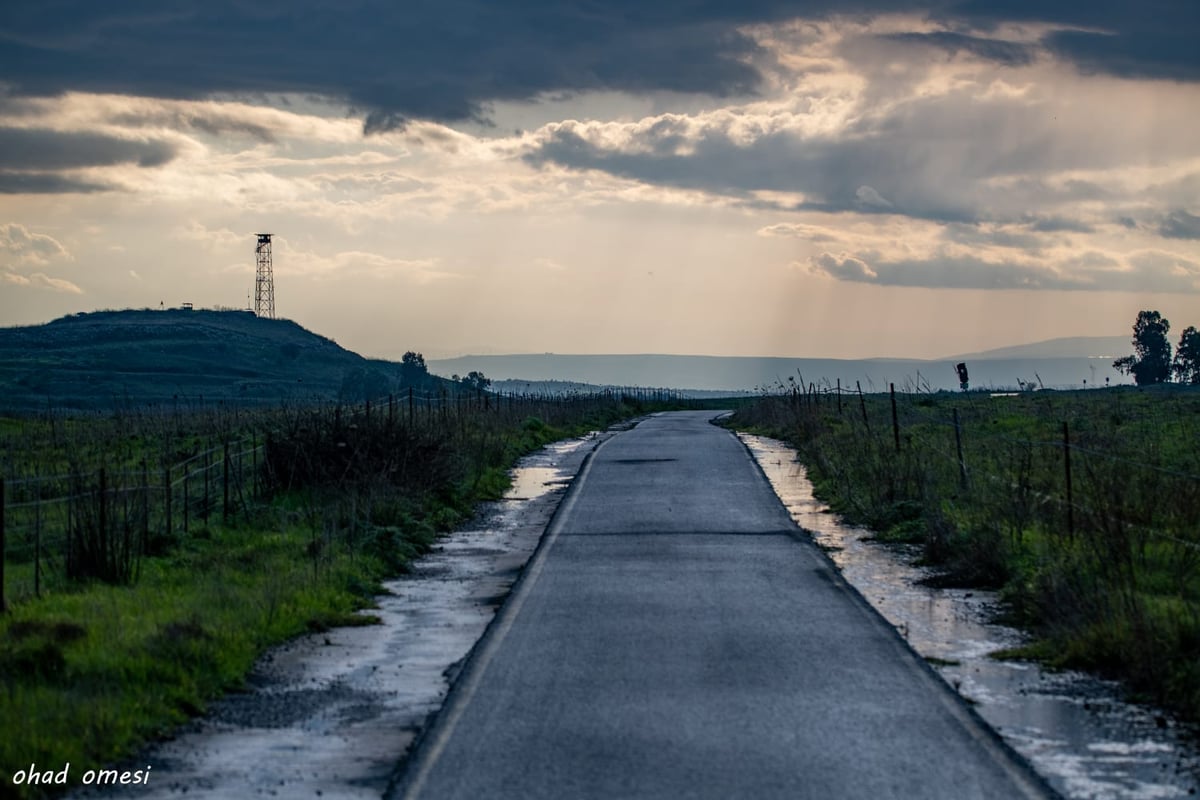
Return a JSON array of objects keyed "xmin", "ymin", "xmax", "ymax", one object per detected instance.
[
  {"xmin": 74, "ymin": 432, "xmax": 603, "ymax": 800},
  {"xmin": 742, "ymin": 433, "xmax": 1200, "ymax": 800}
]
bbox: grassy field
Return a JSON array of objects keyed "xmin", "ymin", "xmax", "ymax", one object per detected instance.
[
  {"xmin": 0, "ymin": 392, "xmax": 667, "ymax": 798},
  {"xmin": 732, "ymin": 384, "xmax": 1200, "ymax": 720}
]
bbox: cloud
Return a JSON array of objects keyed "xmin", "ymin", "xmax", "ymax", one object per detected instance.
[
  {"xmin": 1044, "ymin": 28, "xmax": 1200, "ymax": 82},
  {"xmin": 0, "ymin": 172, "xmax": 111, "ymax": 194},
  {"xmin": 0, "ymin": 2, "xmax": 781, "ymax": 130},
  {"xmin": 1, "ymin": 223, "xmax": 79, "ymax": 293},
  {"xmin": 0, "ymin": 223, "xmax": 70, "ymax": 265},
  {"xmin": 811, "ymin": 253, "xmax": 877, "ymax": 281},
  {"xmin": 757, "ymin": 223, "xmax": 844, "ymax": 242},
  {"xmin": 1160, "ymin": 209, "xmax": 1200, "ymax": 240},
  {"xmin": 2, "ymin": 271, "xmax": 83, "ymax": 294},
  {"xmin": 0, "ymin": 127, "xmax": 178, "ymax": 169},
  {"xmin": 807, "ymin": 248, "xmax": 1200, "ymax": 292},
  {"xmin": 948, "ymin": 1, "xmax": 1200, "ymax": 81},
  {"xmin": 878, "ymin": 31, "xmax": 1038, "ymax": 67},
  {"xmin": 0, "ymin": 2, "xmax": 1197, "ymax": 133},
  {"xmin": 855, "ymin": 185, "xmax": 892, "ymax": 210}
]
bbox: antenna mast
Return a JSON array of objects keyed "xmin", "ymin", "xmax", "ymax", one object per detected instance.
[{"xmin": 254, "ymin": 233, "xmax": 275, "ymax": 319}]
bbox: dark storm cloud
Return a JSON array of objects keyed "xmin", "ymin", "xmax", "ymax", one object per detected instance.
[
  {"xmin": 810, "ymin": 252, "xmax": 1081, "ymax": 289},
  {"xmin": 945, "ymin": 0, "xmax": 1200, "ymax": 80},
  {"xmin": 0, "ymin": 1, "xmax": 793, "ymax": 131},
  {"xmin": 109, "ymin": 109, "xmax": 278, "ymax": 143},
  {"xmin": 1024, "ymin": 215, "xmax": 1095, "ymax": 234},
  {"xmin": 1160, "ymin": 210, "xmax": 1200, "ymax": 240},
  {"xmin": 0, "ymin": 1, "xmax": 1197, "ymax": 130},
  {"xmin": 0, "ymin": 172, "xmax": 110, "ymax": 193},
  {"xmin": 809, "ymin": 249, "xmax": 1200, "ymax": 292},
  {"xmin": 0, "ymin": 127, "xmax": 178, "ymax": 169},
  {"xmin": 878, "ymin": 31, "xmax": 1036, "ymax": 66},
  {"xmin": 524, "ymin": 124, "xmax": 984, "ymax": 223}
]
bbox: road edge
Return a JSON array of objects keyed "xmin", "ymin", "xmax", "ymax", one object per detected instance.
[
  {"xmin": 725, "ymin": 422, "xmax": 1062, "ymax": 800},
  {"xmin": 384, "ymin": 421, "xmax": 626, "ymax": 800}
]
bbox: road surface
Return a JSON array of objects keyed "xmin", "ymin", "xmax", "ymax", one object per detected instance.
[{"xmin": 390, "ymin": 411, "xmax": 1054, "ymax": 799}]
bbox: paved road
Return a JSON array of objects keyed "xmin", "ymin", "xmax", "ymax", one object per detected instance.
[{"xmin": 390, "ymin": 411, "xmax": 1054, "ymax": 800}]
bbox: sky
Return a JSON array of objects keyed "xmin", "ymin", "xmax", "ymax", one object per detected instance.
[{"xmin": 1, "ymin": 1, "xmax": 1198, "ymax": 361}]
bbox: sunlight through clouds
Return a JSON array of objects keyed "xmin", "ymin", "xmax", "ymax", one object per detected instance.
[{"xmin": 1, "ymin": 4, "xmax": 1198, "ymax": 358}]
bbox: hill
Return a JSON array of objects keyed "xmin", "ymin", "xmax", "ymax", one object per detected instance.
[
  {"xmin": 944, "ymin": 336, "xmax": 1130, "ymax": 361},
  {"xmin": 0, "ymin": 308, "xmax": 447, "ymax": 412}
]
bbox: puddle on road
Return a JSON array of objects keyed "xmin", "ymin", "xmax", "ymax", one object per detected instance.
[
  {"xmin": 742, "ymin": 433, "xmax": 1200, "ymax": 800},
  {"xmin": 74, "ymin": 433, "xmax": 603, "ymax": 800}
]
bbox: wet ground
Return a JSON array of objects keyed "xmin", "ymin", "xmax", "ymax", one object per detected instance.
[
  {"xmin": 741, "ymin": 433, "xmax": 1200, "ymax": 800},
  {"xmin": 73, "ymin": 431, "xmax": 610, "ymax": 799}
]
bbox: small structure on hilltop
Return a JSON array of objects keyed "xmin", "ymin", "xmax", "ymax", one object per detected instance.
[{"xmin": 254, "ymin": 233, "xmax": 276, "ymax": 319}]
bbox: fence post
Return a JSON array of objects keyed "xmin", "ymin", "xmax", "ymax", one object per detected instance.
[
  {"xmin": 953, "ymin": 408, "xmax": 968, "ymax": 489},
  {"xmin": 99, "ymin": 468, "xmax": 108, "ymax": 575},
  {"xmin": 836, "ymin": 378, "xmax": 842, "ymax": 415},
  {"xmin": 856, "ymin": 381, "xmax": 871, "ymax": 434},
  {"xmin": 164, "ymin": 465, "xmax": 172, "ymax": 538},
  {"xmin": 890, "ymin": 383, "xmax": 900, "ymax": 453},
  {"xmin": 1, "ymin": 476, "xmax": 6, "ymax": 613},
  {"xmin": 141, "ymin": 460, "xmax": 149, "ymax": 559},
  {"xmin": 34, "ymin": 486, "xmax": 41, "ymax": 598},
  {"xmin": 1063, "ymin": 421, "xmax": 1075, "ymax": 539},
  {"xmin": 202, "ymin": 449, "xmax": 210, "ymax": 526},
  {"xmin": 223, "ymin": 442, "xmax": 231, "ymax": 524},
  {"xmin": 183, "ymin": 466, "xmax": 190, "ymax": 535}
]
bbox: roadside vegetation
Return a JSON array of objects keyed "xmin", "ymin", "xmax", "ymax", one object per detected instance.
[
  {"xmin": 732, "ymin": 381, "xmax": 1200, "ymax": 722},
  {"xmin": 0, "ymin": 386, "xmax": 679, "ymax": 798}
]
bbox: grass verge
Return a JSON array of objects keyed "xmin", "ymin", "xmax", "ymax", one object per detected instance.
[{"xmin": 731, "ymin": 386, "xmax": 1200, "ymax": 721}]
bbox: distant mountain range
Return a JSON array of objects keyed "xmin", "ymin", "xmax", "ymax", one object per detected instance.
[
  {"xmin": 430, "ymin": 337, "xmax": 1134, "ymax": 393},
  {"xmin": 944, "ymin": 336, "xmax": 1130, "ymax": 361}
]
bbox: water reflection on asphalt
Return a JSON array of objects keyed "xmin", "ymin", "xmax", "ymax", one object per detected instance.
[{"xmin": 742, "ymin": 433, "xmax": 1200, "ymax": 800}]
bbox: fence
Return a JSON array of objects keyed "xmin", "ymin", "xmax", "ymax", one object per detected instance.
[
  {"xmin": 743, "ymin": 380, "xmax": 1200, "ymax": 575},
  {"xmin": 0, "ymin": 385, "xmax": 692, "ymax": 611},
  {"xmin": 0, "ymin": 438, "xmax": 263, "ymax": 609}
]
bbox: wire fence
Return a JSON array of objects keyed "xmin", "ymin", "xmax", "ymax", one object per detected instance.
[
  {"xmin": 743, "ymin": 380, "xmax": 1200, "ymax": 577},
  {"xmin": 0, "ymin": 438, "xmax": 264, "ymax": 607},
  {"xmin": 0, "ymin": 385, "xmax": 688, "ymax": 611}
]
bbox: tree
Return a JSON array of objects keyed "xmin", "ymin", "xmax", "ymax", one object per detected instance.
[
  {"xmin": 1174, "ymin": 326, "xmax": 1200, "ymax": 385},
  {"xmin": 399, "ymin": 351, "xmax": 428, "ymax": 386},
  {"xmin": 1113, "ymin": 310, "xmax": 1172, "ymax": 386},
  {"xmin": 458, "ymin": 370, "xmax": 491, "ymax": 392}
]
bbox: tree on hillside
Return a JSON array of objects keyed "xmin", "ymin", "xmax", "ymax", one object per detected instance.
[
  {"xmin": 400, "ymin": 351, "xmax": 428, "ymax": 385},
  {"xmin": 1113, "ymin": 310, "xmax": 1172, "ymax": 386},
  {"xmin": 458, "ymin": 370, "xmax": 491, "ymax": 392},
  {"xmin": 1175, "ymin": 326, "xmax": 1200, "ymax": 385}
]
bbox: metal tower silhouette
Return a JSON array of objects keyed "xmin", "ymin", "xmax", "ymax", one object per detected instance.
[{"xmin": 254, "ymin": 233, "xmax": 275, "ymax": 319}]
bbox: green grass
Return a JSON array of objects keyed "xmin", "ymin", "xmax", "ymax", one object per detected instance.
[
  {"xmin": 732, "ymin": 386, "xmax": 1200, "ymax": 720},
  {"xmin": 0, "ymin": 517, "xmax": 392, "ymax": 797}
]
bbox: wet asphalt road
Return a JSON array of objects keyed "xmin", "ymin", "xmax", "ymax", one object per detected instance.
[{"xmin": 391, "ymin": 411, "xmax": 1054, "ymax": 800}]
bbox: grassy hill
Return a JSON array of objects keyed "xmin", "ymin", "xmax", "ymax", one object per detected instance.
[{"xmin": 0, "ymin": 308, "xmax": 445, "ymax": 412}]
